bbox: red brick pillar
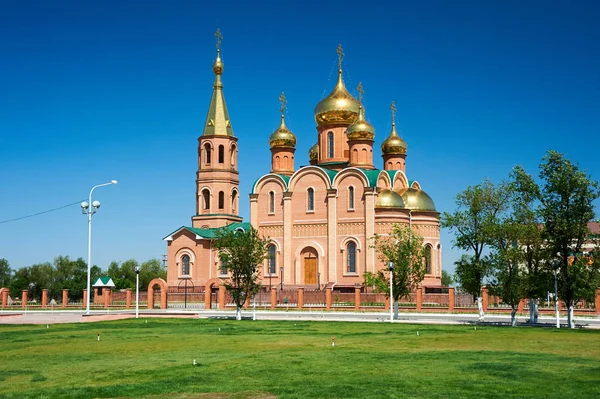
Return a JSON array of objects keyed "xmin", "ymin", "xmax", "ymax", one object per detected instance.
[
  {"xmin": 271, "ymin": 288, "xmax": 277, "ymax": 309},
  {"xmin": 42, "ymin": 289, "xmax": 48, "ymax": 308},
  {"xmin": 82, "ymin": 289, "xmax": 86, "ymax": 309},
  {"xmin": 298, "ymin": 288, "xmax": 304, "ymax": 310},
  {"xmin": 62, "ymin": 289, "xmax": 68, "ymax": 308},
  {"xmin": 218, "ymin": 285, "xmax": 226, "ymax": 310},
  {"xmin": 204, "ymin": 286, "xmax": 211, "ymax": 310},
  {"xmin": 354, "ymin": 287, "xmax": 361, "ymax": 311},
  {"xmin": 126, "ymin": 288, "xmax": 132, "ymax": 308},
  {"xmin": 325, "ymin": 287, "xmax": 332, "ymax": 310},
  {"xmin": 448, "ymin": 287, "xmax": 455, "ymax": 313},
  {"xmin": 416, "ymin": 287, "xmax": 423, "ymax": 311},
  {"xmin": 109, "ymin": 290, "xmax": 114, "ymax": 306},
  {"xmin": 94, "ymin": 288, "xmax": 99, "ymax": 304},
  {"xmin": 517, "ymin": 298, "xmax": 526, "ymax": 313},
  {"xmin": 21, "ymin": 290, "xmax": 28, "ymax": 308},
  {"xmin": 104, "ymin": 290, "xmax": 110, "ymax": 307},
  {"xmin": 482, "ymin": 286, "xmax": 489, "ymax": 312},
  {"xmin": 595, "ymin": 289, "xmax": 600, "ymax": 316},
  {"xmin": 385, "ymin": 295, "xmax": 390, "ymax": 310},
  {"xmin": 160, "ymin": 290, "xmax": 167, "ymax": 309},
  {"xmin": 1, "ymin": 289, "xmax": 9, "ymax": 308}
]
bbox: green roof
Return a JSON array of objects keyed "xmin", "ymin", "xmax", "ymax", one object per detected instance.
[
  {"xmin": 385, "ymin": 170, "xmax": 398, "ymax": 182},
  {"xmin": 164, "ymin": 222, "xmax": 252, "ymax": 240},
  {"xmin": 251, "ymin": 173, "xmax": 290, "ymax": 194},
  {"xmin": 316, "ymin": 166, "xmax": 338, "ymax": 184},
  {"xmin": 359, "ymin": 169, "xmax": 382, "ymax": 188},
  {"xmin": 93, "ymin": 276, "xmax": 115, "ymax": 287}
]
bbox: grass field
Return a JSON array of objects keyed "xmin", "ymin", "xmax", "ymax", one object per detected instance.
[{"xmin": 1, "ymin": 318, "xmax": 599, "ymax": 398}]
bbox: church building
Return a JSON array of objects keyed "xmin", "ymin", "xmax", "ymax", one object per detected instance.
[{"xmin": 164, "ymin": 34, "xmax": 442, "ymax": 293}]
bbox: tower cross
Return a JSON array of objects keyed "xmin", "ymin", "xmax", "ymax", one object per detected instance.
[
  {"xmin": 215, "ymin": 29, "xmax": 223, "ymax": 50},
  {"xmin": 390, "ymin": 101, "xmax": 397, "ymax": 125},
  {"xmin": 336, "ymin": 44, "xmax": 344, "ymax": 69},
  {"xmin": 278, "ymin": 92, "xmax": 287, "ymax": 115},
  {"xmin": 357, "ymin": 82, "xmax": 364, "ymax": 103}
]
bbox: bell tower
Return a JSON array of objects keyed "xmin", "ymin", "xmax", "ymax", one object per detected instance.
[{"xmin": 192, "ymin": 29, "xmax": 242, "ymax": 229}]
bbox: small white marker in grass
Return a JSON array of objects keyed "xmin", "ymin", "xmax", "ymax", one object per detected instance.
[
  {"xmin": 46, "ymin": 325, "xmax": 49, "ymax": 329},
  {"xmin": 97, "ymin": 333, "xmax": 100, "ymax": 341},
  {"xmin": 219, "ymin": 328, "xmax": 221, "ymax": 332},
  {"xmin": 331, "ymin": 336, "xmax": 335, "ymax": 347},
  {"xmin": 193, "ymin": 359, "xmax": 197, "ymax": 366},
  {"xmin": 417, "ymin": 331, "xmax": 419, "ymax": 336}
]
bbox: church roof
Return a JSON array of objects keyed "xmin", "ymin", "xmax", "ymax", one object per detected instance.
[
  {"xmin": 93, "ymin": 276, "xmax": 115, "ymax": 287},
  {"xmin": 163, "ymin": 222, "xmax": 251, "ymax": 241}
]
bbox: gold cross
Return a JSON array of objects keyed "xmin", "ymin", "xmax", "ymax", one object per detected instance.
[
  {"xmin": 390, "ymin": 101, "xmax": 397, "ymax": 125},
  {"xmin": 278, "ymin": 92, "xmax": 287, "ymax": 115},
  {"xmin": 336, "ymin": 44, "xmax": 344, "ymax": 69},
  {"xmin": 357, "ymin": 82, "xmax": 364, "ymax": 103},
  {"xmin": 215, "ymin": 29, "xmax": 223, "ymax": 50}
]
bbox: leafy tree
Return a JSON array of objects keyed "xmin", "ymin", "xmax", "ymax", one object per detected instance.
[
  {"xmin": 51, "ymin": 256, "xmax": 88, "ymax": 300},
  {"xmin": 538, "ymin": 150, "xmax": 600, "ymax": 328},
  {"xmin": 442, "ymin": 179, "xmax": 512, "ymax": 320},
  {"xmin": 441, "ymin": 270, "xmax": 454, "ymax": 287},
  {"xmin": 0, "ymin": 258, "xmax": 11, "ymax": 288},
  {"xmin": 139, "ymin": 258, "xmax": 166, "ymax": 289},
  {"xmin": 365, "ymin": 224, "xmax": 426, "ymax": 320},
  {"xmin": 214, "ymin": 226, "xmax": 270, "ymax": 320},
  {"xmin": 107, "ymin": 259, "xmax": 139, "ymax": 290}
]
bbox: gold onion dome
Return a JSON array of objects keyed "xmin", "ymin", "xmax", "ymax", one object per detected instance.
[
  {"xmin": 381, "ymin": 123, "xmax": 407, "ymax": 154},
  {"xmin": 346, "ymin": 105, "xmax": 375, "ymax": 141},
  {"xmin": 314, "ymin": 69, "xmax": 360, "ymax": 126},
  {"xmin": 309, "ymin": 142, "xmax": 319, "ymax": 161},
  {"xmin": 269, "ymin": 115, "xmax": 296, "ymax": 148},
  {"xmin": 395, "ymin": 187, "xmax": 436, "ymax": 211},
  {"xmin": 375, "ymin": 189, "xmax": 405, "ymax": 209}
]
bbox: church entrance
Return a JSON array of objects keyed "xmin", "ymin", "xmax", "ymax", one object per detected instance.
[{"xmin": 301, "ymin": 247, "xmax": 319, "ymax": 285}]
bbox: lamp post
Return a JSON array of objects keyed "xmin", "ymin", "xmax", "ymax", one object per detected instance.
[
  {"xmin": 135, "ymin": 265, "xmax": 140, "ymax": 319},
  {"xmin": 81, "ymin": 180, "xmax": 117, "ymax": 315},
  {"xmin": 280, "ymin": 267, "xmax": 284, "ymax": 291},
  {"xmin": 552, "ymin": 259, "xmax": 560, "ymax": 328},
  {"xmin": 388, "ymin": 261, "xmax": 394, "ymax": 323},
  {"xmin": 317, "ymin": 272, "xmax": 321, "ymax": 290}
]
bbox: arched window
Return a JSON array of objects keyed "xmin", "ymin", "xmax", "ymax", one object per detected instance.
[
  {"xmin": 269, "ymin": 191, "xmax": 275, "ymax": 214},
  {"xmin": 307, "ymin": 188, "xmax": 314, "ymax": 212},
  {"xmin": 218, "ymin": 191, "xmax": 224, "ymax": 209},
  {"xmin": 327, "ymin": 131, "xmax": 334, "ymax": 158},
  {"xmin": 231, "ymin": 145, "xmax": 236, "ymax": 167},
  {"xmin": 231, "ymin": 190, "xmax": 238, "ymax": 213},
  {"xmin": 348, "ymin": 186, "xmax": 355, "ymax": 210},
  {"xmin": 218, "ymin": 145, "xmax": 224, "ymax": 163},
  {"xmin": 204, "ymin": 143, "xmax": 211, "ymax": 164},
  {"xmin": 268, "ymin": 244, "xmax": 276, "ymax": 274},
  {"xmin": 347, "ymin": 241, "xmax": 357, "ymax": 273},
  {"xmin": 202, "ymin": 189, "xmax": 210, "ymax": 210},
  {"xmin": 424, "ymin": 244, "xmax": 432, "ymax": 274},
  {"xmin": 219, "ymin": 259, "xmax": 228, "ymax": 276},
  {"xmin": 181, "ymin": 254, "xmax": 190, "ymax": 275}
]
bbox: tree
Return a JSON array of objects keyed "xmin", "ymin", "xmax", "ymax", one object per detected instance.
[
  {"xmin": 107, "ymin": 259, "xmax": 139, "ymax": 290},
  {"xmin": 139, "ymin": 258, "xmax": 166, "ymax": 289},
  {"xmin": 51, "ymin": 256, "xmax": 88, "ymax": 300},
  {"xmin": 0, "ymin": 258, "xmax": 11, "ymax": 288},
  {"xmin": 214, "ymin": 226, "xmax": 270, "ymax": 320},
  {"xmin": 538, "ymin": 150, "xmax": 600, "ymax": 328},
  {"xmin": 442, "ymin": 179, "xmax": 512, "ymax": 320},
  {"xmin": 441, "ymin": 270, "xmax": 454, "ymax": 287},
  {"xmin": 365, "ymin": 224, "xmax": 426, "ymax": 320}
]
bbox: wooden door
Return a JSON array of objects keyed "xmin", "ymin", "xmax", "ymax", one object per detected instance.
[{"xmin": 304, "ymin": 258, "xmax": 317, "ymax": 284}]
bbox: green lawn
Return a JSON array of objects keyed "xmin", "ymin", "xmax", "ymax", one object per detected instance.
[{"xmin": 1, "ymin": 318, "xmax": 599, "ymax": 398}]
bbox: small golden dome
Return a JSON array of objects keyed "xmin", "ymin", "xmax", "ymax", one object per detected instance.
[
  {"xmin": 314, "ymin": 70, "xmax": 360, "ymax": 126},
  {"xmin": 309, "ymin": 142, "xmax": 319, "ymax": 161},
  {"xmin": 346, "ymin": 105, "xmax": 375, "ymax": 141},
  {"xmin": 381, "ymin": 123, "xmax": 407, "ymax": 155},
  {"xmin": 395, "ymin": 187, "xmax": 436, "ymax": 211},
  {"xmin": 213, "ymin": 49, "xmax": 224, "ymax": 76},
  {"xmin": 269, "ymin": 115, "xmax": 296, "ymax": 149},
  {"xmin": 375, "ymin": 189, "xmax": 405, "ymax": 209}
]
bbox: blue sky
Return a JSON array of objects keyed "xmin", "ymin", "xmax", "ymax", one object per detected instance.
[{"xmin": 1, "ymin": 0, "xmax": 599, "ymax": 275}]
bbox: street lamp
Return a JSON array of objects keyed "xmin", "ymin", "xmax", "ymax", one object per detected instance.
[
  {"xmin": 552, "ymin": 259, "xmax": 560, "ymax": 328},
  {"xmin": 135, "ymin": 265, "xmax": 140, "ymax": 319},
  {"xmin": 280, "ymin": 267, "xmax": 284, "ymax": 291},
  {"xmin": 81, "ymin": 180, "xmax": 117, "ymax": 315},
  {"xmin": 388, "ymin": 261, "xmax": 394, "ymax": 323}
]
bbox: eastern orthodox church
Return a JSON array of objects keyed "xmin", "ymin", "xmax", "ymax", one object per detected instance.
[{"xmin": 164, "ymin": 35, "xmax": 442, "ymax": 292}]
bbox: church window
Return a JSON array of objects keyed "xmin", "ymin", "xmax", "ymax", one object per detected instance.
[
  {"xmin": 268, "ymin": 244, "xmax": 276, "ymax": 274},
  {"xmin": 269, "ymin": 191, "xmax": 275, "ymax": 214},
  {"xmin": 424, "ymin": 244, "xmax": 432, "ymax": 274},
  {"xmin": 327, "ymin": 131, "xmax": 334, "ymax": 158},
  {"xmin": 218, "ymin": 191, "xmax": 225, "ymax": 209},
  {"xmin": 202, "ymin": 189, "xmax": 210, "ymax": 210},
  {"xmin": 181, "ymin": 255, "xmax": 190, "ymax": 276},
  {"xmin": 307, "ymin": 188, "xmax": 314, "ymax": 212},
  {"xmin": 231, "ymin": 145, "xmax": 236, "ymax": 167},
  {"xmin": 218, "ymin": 145, "xmax": 224, "ymax": 163},
  {"xmin": 204, "ymin": 144, "xmax": 211, "ymax": 164},
  {"xmin": 347, "ymin": 241, "xmax": 356, "ymax": 273},
  {"xmin": 348, "ymin": 186, "xmax": 355, "ymax": 210},
  {"xmin": 231, "ymin": 190, "xmax": 238, "ymax": 213},
  {"xmin": 219, "ymin": 259, "xmax": 228, "ymax": 276}
]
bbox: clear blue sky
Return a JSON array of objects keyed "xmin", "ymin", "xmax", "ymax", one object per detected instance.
[{"xmin": 1, "ymin": 0, "xmax": 599, "ymax": 275}]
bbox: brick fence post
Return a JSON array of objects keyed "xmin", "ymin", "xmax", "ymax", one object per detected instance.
[
  {"xmin": 518, "ymin": 298, "xmax": 526, "ymax": 313},
  {"xmin": 42, "ymin": 289, "xmax": 48, "ymax": 308},
  {"xmin": 298, "ymin": 287, "xmax": 304, "ymax": 310},
  {"xmin": 354, "ymin": 287, "xmax": 361, "ymax": 311},
  {"xmin": 416, "ymin": 287, "xmax": 423, "ymax": 311},
  {"xmin": 482, "ymin": 286, "xmax": 489, "ymax": 312},
  {"xmin": 218, "ymin": 285, "xmax": 226, "ymax": 310},
  {"xmin": 448, "ymin": 287, "xmax": 455, "ymax": 313},
  {"xmin": 104, "ymin": 290, "xmax": 110, "ymax": 308},
  {"xmin": 271, "ymin": 288, "xmax": 277, "ymax": 309},
  {"xmin": 22, "ymin": 290, "xmax": 28, "ymax": 308},
  {"xmin": 325, "ymin": 287, "xmax": 332, "ymax": 310},
  {"xmin": 1, "ymin": 289, "xmax": 8, "ymax": 308},
  {"xmin": 385, "ymin": 295, "xmax": 390, "ymax": 311},
  {"xmin": 204, "ymin": 285, "xmax": 212, "ymax": 310},
  {"xmin": 81, "ymin": 289, "xmax": 86, "ymax": 309},
  {"xmin": 595, "ymin": 288, "xmax": 600, "ymax": 316},
  {"xmin": 126, "ymin": 288, "xmax": 132, "ymax": 308}
]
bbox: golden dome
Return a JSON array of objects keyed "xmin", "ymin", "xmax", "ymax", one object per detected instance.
[
  {"xmin": 381, "ymin": 123, "xmax": 407, "ymax": 155},
  {"xmin": 309, "ymin": 142, "xmax": 319, "ymax": 161},
  {"xmin": 346, "ymin": 105, "xmax": 375, "ymax": 141},
  {"xmin": 213, "ymin": 49, "xmax": 224, "ymax": 77},
  {"xmin": 375, "ymin": 189, "xmax": 405, "ymax": 209},
  {"xmin": 314, "ymin": 70, "xmax": 360, "ymax": 126},
  {"xmin": 269, "ymin": 115, "xmax": 296, "ymax": 149},
  {"xmin": 395, "ymin": 188, "xmax": 436, "ymax": 211}
]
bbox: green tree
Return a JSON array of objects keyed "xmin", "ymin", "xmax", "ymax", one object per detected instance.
[
  {"xmin": 107, "ymin": 259, "xmax": 139, "ymax": 290},
  {"xmin": 214, "ymin": 226, "xmax": 270, "ymax": 320},
  {"xmin": 442, "ymin": 179, "xmax": 512, "ymax": 320},
  {"xmin": 51, "ymin": 256, "xmax": 88, "ymax": 300},
  {"xmin": 139, "ymin": 258, "xmax": 166, "ymax": 290},
  {"xmin": 441, "ymin": 270, "xmax": 453, "ymax": 287},
  {"xmin": 538, "ymin": 150, "xmax": 600, "ymax": 328},
  {"xmin": 365, "ymin": 224, "xmax": 426, "ymax": 320},
  {"xmin": 0, "ymin": 258, "xmax": 11, "ymax": 288}
]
